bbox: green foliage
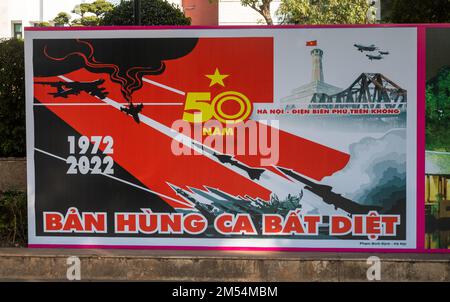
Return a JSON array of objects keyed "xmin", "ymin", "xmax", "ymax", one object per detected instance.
[
  {"xmin": 72, "ymin": 0, "xmax": 114, "ymax": 25},
  {"xmin": 277, "ymin": 0, "xmax": 375, "ymax": 25},
  {"xmin": 89, "ymin": 0, "xmax": 114, "ymax": 17},
  {"xmin": 385, "ymin": 0, "xmax": 450, "ymax": 23},
  {"xmin": 426, "ymin": 66, "xmax": 450, "ymax": 151},
  {"xmin": 35, "ymin": 21, "xmax": 51, "ymax": 27},
  {"xmin": 72, "ymin": 3, "xmax": 93, "ymax": 18},
  {"xmin": 426, "ymin": 202, "xmax": 439, "ymax": 218},
  {"xmin": 53, "ymin": 12, "xmax": 71, "ymax": 26},
  {"xmin": 79, "ymin": 15, "xmax": 100, "ymax": 26},
  {"xmin": 240, "ymin": 0, "xmax": 274, "ymax": 25},
  {"xmin": 100, "ymin": 0, "xmax": 191, "ymax": 26},
  {"xmin": 0, "ymin": 191, "xmax": 27, "ymax": 247},
  {"xmin": 0, "ymin": 39, "xmax": 25, "ymax": 157},
  {"xmin": 70, "ymin": 19, "xmax": 82, "ymax": 26},
  {"xmin": 51, "ymin": 0, "xmax": 190, "ymax": 27}
]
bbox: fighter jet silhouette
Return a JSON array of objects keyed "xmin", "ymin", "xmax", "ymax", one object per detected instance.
[
  {"xmin": 35, "ymin": 79, "xmax": 108, "ymax": 99},
  {"xmin": 366, "ymin": 54, "xmax": 383, "ymax": 61},
  {"xmin": 353, "ymin": 44, "xmax": 378, "ymax": 52},
  {"xmin": 378, "ymin": 50, "xmax": 390, "ymax": 55},
  {"xmin": 120, "ymin": 103, "xmax": 144, "ymax": 124}
]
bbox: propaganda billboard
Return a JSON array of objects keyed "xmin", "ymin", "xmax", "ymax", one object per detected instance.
[{"xmin": 25, "ymin": 26, "xmax": 424, "ymax": 251}]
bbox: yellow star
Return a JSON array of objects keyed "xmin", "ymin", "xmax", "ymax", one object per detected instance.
[{"xmin": 205, "ymin": 68, "xmax": 229, "ymax": 87}]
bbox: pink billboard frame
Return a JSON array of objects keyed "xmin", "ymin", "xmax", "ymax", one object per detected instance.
[{"xmin": 25, "ymin": 24, "xmax": 450, "ymax": 253}]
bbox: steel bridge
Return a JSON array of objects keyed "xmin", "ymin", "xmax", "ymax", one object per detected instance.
[{"xmin": 310, "ymin": 73, "xmax": 407, "ymax": 110}]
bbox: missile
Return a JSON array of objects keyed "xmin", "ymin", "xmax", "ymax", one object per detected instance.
[
  {"xmin": 276, "ymin": 166, "xmax": 382, "ymax": 215},
  {"xmin": 192, "ymin": 142, "xmax": 265, "ymax": 180}
]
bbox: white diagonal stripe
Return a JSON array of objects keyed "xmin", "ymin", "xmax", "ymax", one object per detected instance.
[
  {"xmin": 34, "ymin": 147, "xmax": 192, "ymax": 208},
  {"xmin": 142, "ymin": 77, "xmax": 186, "ymax": 95}
]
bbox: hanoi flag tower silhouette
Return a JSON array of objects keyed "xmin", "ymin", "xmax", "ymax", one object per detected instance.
[{"xmin": 281, "ymin": 47, "xmax": 342, "ymax": 108}]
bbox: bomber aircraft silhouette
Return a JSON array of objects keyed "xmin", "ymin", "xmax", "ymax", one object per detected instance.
[{"xmin": 35, "ymin": 79, "xmax": 108, "ymax": 99}]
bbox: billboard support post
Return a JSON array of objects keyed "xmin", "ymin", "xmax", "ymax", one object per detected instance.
[{"xmin": 134, "ymin": 0, "xmax": 141, "ymax": 26}]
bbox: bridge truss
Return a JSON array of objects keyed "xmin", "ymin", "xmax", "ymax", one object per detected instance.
[{"xmin": 310, "ymin": 73, "xmax": 407, "ymax": 110}]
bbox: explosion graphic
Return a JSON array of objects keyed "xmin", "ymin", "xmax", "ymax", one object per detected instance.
[{"xmin": 34, "ymin": 38, "xmax": 198, "ymax": 102}]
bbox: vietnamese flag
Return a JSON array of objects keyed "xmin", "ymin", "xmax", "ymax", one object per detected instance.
[{"xmin": 306, "ymin": 40, "xmax": 317, "ymax": 46}]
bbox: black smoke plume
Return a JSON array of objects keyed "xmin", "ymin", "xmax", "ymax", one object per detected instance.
[{"xmin": 33, "ymin": 38, "xmax": 198, "ymax": 101}]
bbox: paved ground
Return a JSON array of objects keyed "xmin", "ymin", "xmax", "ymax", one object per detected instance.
[{"xmin": 0, "ymin": 248, "xmax": 449, "ymax": 281}]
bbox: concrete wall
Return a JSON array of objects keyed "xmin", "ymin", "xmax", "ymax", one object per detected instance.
[
  {"xmin": 0, "ymin": 249, "xmax": 448, "ymax": 281},
  {"xmin": 0, "ymin": 158, "xmax": 26, "ymax": 192}
]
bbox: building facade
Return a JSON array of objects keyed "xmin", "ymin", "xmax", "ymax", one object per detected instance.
[
  {"xmin": 426, "ymin": 151, "xmax": 450, "ymax": 219},
  {"xmin": 0, "ymin": 0, "xmax": 382, "ymax": 38},
  {"xmin": 181, "ymin": 0, "xmax": 380, "ymax": 26},
  {"xmin": 180, "ymin": 0, "xmax": 281, "ymax": 25},
  {"xmin": 425, "ymin": 150, "xmax": 450, "ymax": 249},
  {"xmin": 0, "ymin": 0, "xmax": 93, "ymax": 39}
]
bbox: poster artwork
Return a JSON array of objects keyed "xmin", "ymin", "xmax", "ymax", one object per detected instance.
[{"xmin": 25, "ymin": 27, "xmax": 419, "ymax": 250}]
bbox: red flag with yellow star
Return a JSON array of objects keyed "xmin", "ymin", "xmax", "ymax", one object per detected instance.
[{"xmin": 131, "ymin": 37, "xmax": 274, "ymax": 103}]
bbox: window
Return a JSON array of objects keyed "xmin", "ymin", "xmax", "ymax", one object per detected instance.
[{"xmin": 12, "ymin": 22, "xmax": 22, "ymax": 39}]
